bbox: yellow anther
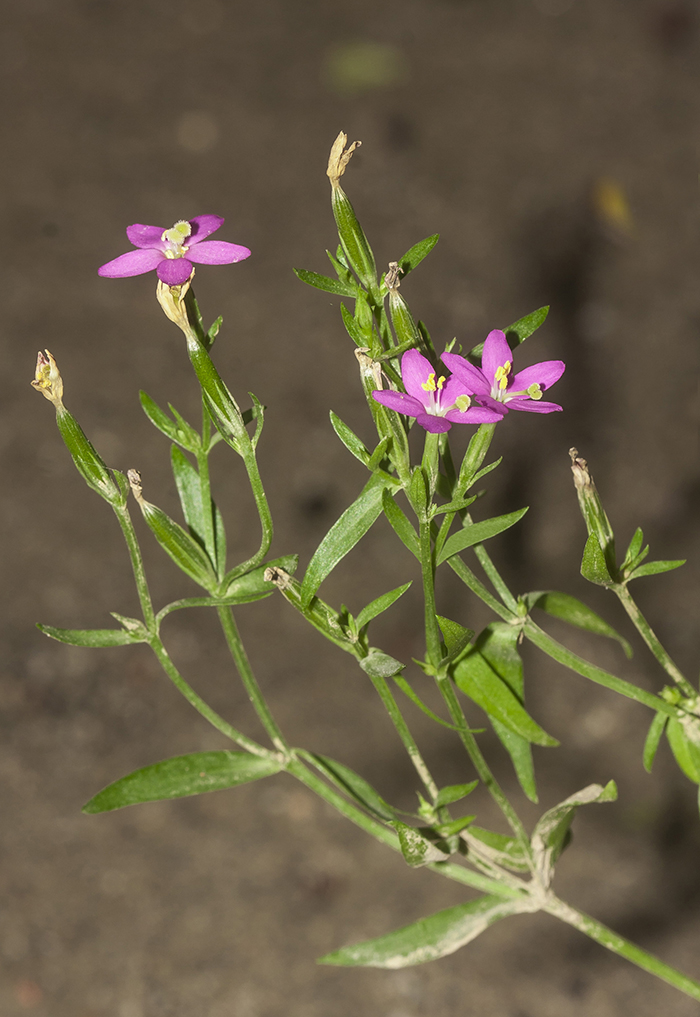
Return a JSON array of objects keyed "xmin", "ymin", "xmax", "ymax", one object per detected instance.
[
  {"xmin": 162, "ymin": 220, "xmax": 192, "ymax": 246},
  {"xmin": 454, "ymin": 394, "xmax": 471, "ymax": 412},
  {"xmin": 421, "ymin": 372, "xmax": 437, "ymax": 392},
  {"xmin": 527, "ymin": 383, "xmax": 543, "ymax": 401},
  {"xmin": 495, "ymin": 361, "xmax": 511, "ymax": 392},
  {"xmin": 436, "ymin": 375, "xmax": 445, "ymax": 390}
]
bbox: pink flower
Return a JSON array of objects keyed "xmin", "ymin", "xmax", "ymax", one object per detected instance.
[
  {"xmin": 371, "ymin": 349, "xmax": 505, "ymax": 434},
  {"xmin": 98, "ymin": 215, "xmax": 250, "ymax": 285},
  {"xmin": 442, "ymin": 330, "xmax": 565, "ymax": 414}
]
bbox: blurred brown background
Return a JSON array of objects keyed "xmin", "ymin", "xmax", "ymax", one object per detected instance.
[{"xmin": 3, "ymin": 1, "xmax": 700, "ymax": 1014}]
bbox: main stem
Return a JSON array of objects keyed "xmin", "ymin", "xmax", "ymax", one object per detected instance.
[{"xmin": 615, "ymin": 585, "xmax": 695, "ymax": 697}]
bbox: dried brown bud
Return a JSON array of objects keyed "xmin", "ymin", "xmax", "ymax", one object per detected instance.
[
  {"xmin": 326, "ymin": 131, "xmax": 362, "ymax": 189},
  {"xmin": 385, "ymin": 261, "xmax": 401, "ymax": 292},
  {"xmin": 31, "ymin": 349, "xmax": 64, "ymax": 409}
]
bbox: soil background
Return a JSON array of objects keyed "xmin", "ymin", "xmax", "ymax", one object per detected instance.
[{"xmin": 2, "ymin": 1, "xmax": 700, "ymax": 1015}]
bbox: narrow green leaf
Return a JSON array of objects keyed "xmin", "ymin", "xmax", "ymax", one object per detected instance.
[
  {"xmin": 359, "ymin": 650, "xmax": 405, "ymax": 679},
  {"xmin": 356, "ymin": 582, "xmax": 412, "ymax": 631},
  {"xmin": 170, "ymin": 445, "xmax": 221, "ymax": 565},
  {"xmin": 38, "ymin": 624, "xmax": 145, "ymax": 647},
  {"xmin": 435, "ymin": 782, "xmax": 478, "ymax": 808},
  {"xmin": 531, "ymin": 781, "xmax": 617, "ymax": 885},
  {"xmin": 319, "ymin": 895, "xmax": 528, "ymax": 968},
  {"xmin": 466, "ymin": 826, "xmax": 530, "ymax": 873},
  {"xmin": 393, "ymin": 822, "xmax": 451, "ymax": 867},
  {"xmin": 139, "ymin": 391, "xmax": 180, "ymax": 442},
  {"xmin": 622, "ymin": 527, "xmax": 644, "ymax": 568},
  {"xmin": 392, "ymin": 676, "xmax": 460, "ymax": 731},
  {"xmin": 221, "ymin": 555, "xmax": 299, "ymax": 603},
  {"xmin": 408, "ymin": 468, "xmax": 428, "ymax": 516},
  {"xmin": 340, "ymin": 301, "xmax": 369, "ymax": 347},
  {"xmin": 643, "ymin": 711, "xmax": 667, "ymax": 773},
  {"xmin": 305, "ymin": 753, "xmax": 397, "ymax": 821},
  {"xmin": 382, "ymin": 491, "xmax": 420, "ymax": 558},
  {"xmin": 437, "ymin": 508, "xmax": 528, "ymax": 566},
  {"xmin": 491, "ymin": 719, "xmax": 538, "ymax": 803},
  {"xmin": 138, "ymin": 498, "xmax": 217, "ymax": 590},
  {"xmin": 326, "ymin": 248, "xmax": 355, "ymax": 288},
  {"xmin": 301, "ymin": 475, "xmax": 387, "ymax": 609},
  {"xmin": 627, "ymin": 559, "xmax": 686, "ymax": 581},
  {"xmin": 82, "ymin": 751, "xmax": 282, "ymax": 813},
  {"xmin": 367, "ymin": 435, "xmax": 392, "ymax": 473},
  {"xmin": 468, "ymin": 306, "xmax": 549, "ymax": 359},
  {"xmin": 526, "ymin": 590, "xmax": 632, "ymax": 658},
  {"xmin": 329, "ymin": 411, "xmax": 370, "ymax": 465},
  {"xmin": 666, "ymin": 718, "xmax": 700, "ymax": 784},
  {"xmin": 395, "ymin": 233, "xmax": 440, "ymax": 278},
  {"xmin": 293, "ymin": 267, "xmax": 356, "ymax": 296},
  {"xmin": 580, "ymin": 532, "xmax": 615, "ymax": 586},
  {"xmin": 437, "ymin": 815, "xmax": 476, "ymax": 838}
]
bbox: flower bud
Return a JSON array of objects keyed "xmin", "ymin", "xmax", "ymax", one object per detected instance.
[
  {"xmin": 326, "ymin": 131, "xmax": 377, "ymax": 290},
  {"xmin": 570, "ymin": 448, "xmax": 616, "ymax": 576},
  {"xmin": 31, "ymin": 350, "xmax": 64, "ymax": 409}
]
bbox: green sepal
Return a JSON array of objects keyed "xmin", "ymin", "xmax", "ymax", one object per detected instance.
[
  {"xmin": 293, "ymin": 267, "xmax": 356, "ymax": 296},
  {"xmin": 82, "ymin": 751, "xmax": 282, "ymax": 813},
  {"xmin": 524, "ymin": 590, "xmax": 632, "ymax": 658},
  {"xmin": 467, "ymin": 306, "xmax": 549, "ymax": 361},
  {"xmin": 388, "ymin": 289, "xmax": 420, "ymax": 351},
  {"xmin": 382, "ymin": 491, "xmax": 420, "ymax": 558},
  {"xmin": 666, "ymin": 718, "xmax": 700, "ymax": 784},
  {"xmin": 436, "ymin": 508, "xmax": 528, "ymax": 566},
  {"xmin": 355, "ymin": 582, "xmax": 412, "ymax": 631},
  {"xmin": 220, "ymin": 555, "xmax": 299, "ymax": 603},
  {"xmin": 531, "ymin": 781, "xmax": 617, "ymax": 887},
  {"xmin": 392, "ymin": 821, "xmax": 451, "ymax": 867},
  {"xmin": 580, "ymin": 532, "xmax": 615, "ymax": 586},
  {"xmin": 318, "ymin": 895, "xmax": 530, "ymax": 968},
  {"xmin": 300, "ymin": 473, "xmax": 389, "ymax": 609},
  {"xmin": 301, "ymin": 751, "xmax": 397, "ymax": 821},
  {"xmin": 359, "ymin": 651, "xmax": 405, "ymax": 679},
  {"xmin": 466, "ymin": 826, "xmax": 530, "ymax": 873},
  {"xmin": 435, "ymin": 781, "xmax": 478, "ymax": 808},
  {"xmin": 55, "ymin": 407, "xmax": 122, "ymax": 504},
  {"xmin": 331, "ymin": 184, "xmax": 377, "ymax": 290},
  {"xmin": 643, "ymin": 711, "xmax": 667, "ymax": 773},
  {"xmin": 136, "ymin": 497, "xmax": 218, "ymax": 591},
  {"xmin": 184, "ymin": 332, "xmax": 247, "ymax": 455},
  {"xmin": 37, "ymin": 624, "xmax": 147, "ymax": 647},
  {"xmin": 139, "ymin": 391, "xmax": 199, "ymax": 451},
  {"xmin": 626, "ymin": 559, "xmax": 686, "ymax": 581}
]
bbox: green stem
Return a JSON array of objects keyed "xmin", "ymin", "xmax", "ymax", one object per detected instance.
[
  {"xmin": 113, "ymin": 504, "xmax": 155, "ymax": 632},
  {"xmin": 469, "ymin": 535, "xmax": 519, "ymax": 613},
  {"xmin": 524, "ymin": 619, "xmax": 679, "ymax": 718},
  {"xmin": 367, "ymin": 672, "xmax": 440, "ymax": 802},
  {"xmin": 196, "ymin": 397, "xmax": 217, "ymax": 570},
  {"xmin": 615, "ymin": 585, "xmax": 695, "ymax": 697},
  {"xmin": 149, "ymin": 636, "xmax": 271, "ymax": 758},
  {"xmin": 217, "ymin": 605, "xmax": 290, "ymax": 755},
  {"xmin": 545, "ymin": 895, "xmax": 700, "ymax": 1002},
  {"xmin": 419, "ymin": 517, "xmax": 443, "ymax": 667},
  {"xmin": 447, "ymin": 555, "xmax": 513, "ymax": 620}
]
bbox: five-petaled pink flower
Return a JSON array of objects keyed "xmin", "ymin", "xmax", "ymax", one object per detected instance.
[
  {"xmin": 98, "ymin": 215, "xmax": 251, "ymax": 286},
  {"xmin": 371, "ymin": 349, "xmax": 505, "ymax": 434},
  {"xmin": 442, "ymin": 330, "xmax": 565, "ymax": 414}
]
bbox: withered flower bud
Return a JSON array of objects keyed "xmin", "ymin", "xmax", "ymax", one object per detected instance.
[{"xmin": 31, "ymin": 350, "xmax": 64, "ymax": 409}]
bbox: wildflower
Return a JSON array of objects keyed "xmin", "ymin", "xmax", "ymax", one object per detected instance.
[
  {"xmin": 442, "ymin": 330, "xmax": 565, "ymax": 414},
  {"xmin": 98, "ymin": 215, "xmax": 250, "ymax": 286},
  {"xmin": 372, "ymin": 349, "xmax": 505, "ymax": 434}
]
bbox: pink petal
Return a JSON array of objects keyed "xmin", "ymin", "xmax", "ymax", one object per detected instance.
[
  {"xmin": 372, "ymin": 390, "xmax": 423, "ymax": 417},
  {"xmin": 506, "ymin": 397, "xmax": 563, "ymax": 414},
  {"xmin": 126, "ymin": 224, "xmax": 166, "ymax": 249},
  {"xmin": 441, "ymin": 354, "xmax": 490, "ymax": 396},
  {"xmin": 187, "ymin": 215, "xmax": 225, "ymax": 244},
  {"xmin": 157, "ymin": 258, "xmax": 194, "ymax": 285},
  {"xmin": 186, "ymin": 240, "xmax": 251, "ymax": 265},
  {"xmin": 98, "ymin": 248, "xmax": 164, "ymax": 278},
  {"xmin": 446, "ymin": 406, "xmax": 506, "ymax": 424},
  {"xmin": 416, "ymin": 413, "xmax": 452, "ymax": 433},
  {"xmin": 510, "ymin": 360, "xmax": 565, "ymax": 392},
  {"xmin": 481, "ymin": 330, "xmax": 512, "ymax": 382},
  {"xmin": 400, "ymin": 349, "xmax": 435, "ymax": 401}
]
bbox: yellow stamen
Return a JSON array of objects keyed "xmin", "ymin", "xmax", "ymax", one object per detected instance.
[
  {"xmin": 162, "ymin": 220, "xmax": 192, "ymax": 246},
  {"xmin": 436, "ymin": 375, "xmax": 445, "ymax": 390},
  {"xmin": 495, "ymin": 361, "xmax": 511, "ymax": 392},
  {"xmin": 527, "ymin": 383, "xmax": 543, "ymax": 401},
  {"xmin": 421, "ymin": 372, "xmax": 437, "ymax": 392},
  {"xmin": 454, "ymin": 394, "xmax": 471, "ymax": 412}
]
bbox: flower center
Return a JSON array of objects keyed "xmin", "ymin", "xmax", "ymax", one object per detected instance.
[
  {"xmin": 492, "ymin": 361, "xmax": 512, "ymax": 400},
  {"xmin": 420, "ymin": 372, "xmax": 471, "ymax": 416},
  {"xmin": 161, "ymin": 220, "xmax": 192, "ymax": 259}
]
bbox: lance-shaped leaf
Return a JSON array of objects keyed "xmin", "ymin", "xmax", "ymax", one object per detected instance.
[
  {"xmin": 220, "ymin": 555, "xmax": 298, "ymax": 603},
  {"xmin": 340, "ymin": 301, "xmax": 369, "ymax": 347},
  {"xmin": 303, "ymin": 753, "xmax": 397, "ymax": 821},
  {"xmin": 83, "ymin": 751, "xmax": 282, "ymax": 813},
  {"xmin": 531, "ymin": 781, "xmax": 617, "ymax": 887},
  {"xmin": 382, "ymin": 491, "xmax": 420, "ymax": 558},
  {"xmin": 133, "ymin": 488, "xmax": 218, "ymax": 591},
  {"xmin": 643, "ymin": 711, "xmax": 667, "ymax": 773},
  {"xmin": 293, "ymin": 267, "xmax": 356, "ymax": 296},
  {"xmin": 355, "ymin": 583, "xmax": 412, "ymax": 632},
  {"xmin": 394, "ymin": 233, "xmax": 440, "ymax": 279},
  {"xmin": 329, "ymin": 411, "xmax": 370, "ymax": 465},
  {"xmin": 468, "ymin": 306, "xmax": 549, "ymax": 360},
  {"xmin": 37, "ymin": 624, "xmax": 147, "ymax": 647},
  {"xmin": 301, "ymin": 474, "xmax": 388, "ymax": 609},
  {"xmin": 435, "ymin": 781, "xmax": 478, "ymax": 808},
  {"xmin": 319, "ymin": 894, "xmax": 532, "ymax": 968},
  {"xmin": 524, "ymin": 590, "xmax": 632, "ymax": 658},
  {"xmin": 171, "ymin": 445, "xmax": 226, "ymax": 573},
  {"xmin": 436, "ymin": 508, "xmax": 528, "ymax": 566},
  {"xmin": 140, "ymin": 391, "xmax": 199, "ymax": 450},
  {"xmin": 626, "ymin": 559, "xmax": 686, "ymax": 581},
  {"xmin": 666, "ymin": 718, "xmax": 700, "ymax": 784}
]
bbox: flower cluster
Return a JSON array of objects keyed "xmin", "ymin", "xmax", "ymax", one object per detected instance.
[
  {"xmin": 98, "ymin": 215, "xmax": 250, "ymax": 286},
  {"xmin": 372, "ymin": 330, "xmax": 565, "ymax": 432}
]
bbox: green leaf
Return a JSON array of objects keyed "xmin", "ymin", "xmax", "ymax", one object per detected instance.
[
  {"xmin": 408, "ymin": 467, "xmax": 428, "ymax": 516},
  {"xmin": 170, "ymin": 445, "xmax": 226, "ymax": 572},
  {"xmin": 466, "ymin": 826, "xmax": 530, "ymax": 873},
  {"xmin": 435, "ymin": 782, "xmax": 478, "ymax": 808},
  {"xmin": 436, "ymin": 508, "xmax": 528, "ymax": 566},
  {"xmin": 392, "ymin": 822, "xmax": 451, "ymax": 867},
  {"xmin": 436, "ymin": 616, "xmax": 474, "ymax": 662},
  {"xmin": 329, "ymin": 411, "xmax": 370, "ymax": 465},
  {"xmin": 220, "ymin": 555, "xmax": 299, "ymax": 603},
  {"xmin": 491, "ymin": 719, "xmax": 538, "ymax": 803},
  {"xmin": 666, "ymin": 718, "xmax": 700, "ymax": 784},
  {"xmin": 82, "ymin": 751, "xmax": 282, "ymax": 813},
  {"xmin": 293, "ymin": 267, "xmax": 356, "ymax": 296},
  {"xmin": 326, "ymin": 247, "xmax": 355, "ymax": 288},
  {"xmin": 301, "ymin": 474, "xmax": 387, "ymax": 609},
  {"xmin": 367, "ymin": 435, "xmax": 392, "ymax": 473},
  {"xmin": 453, "ymin": 643, "xmax": 557, "ymax": 747},
  {"xmin": 626, "ymin": 559, "xmax": 686, "ymax": 581},
  {"xmin": 643, "ymin": 711, "xmax": 667, "ymax": 773},
  {"xmin": 139, "ymin": 392, "xmax": 199, "ymax": 450},
  {"xmin": 359, "ymin": 650, "xmax": 405, "ymax": 679},
  {"xmin": 331, "ymin": 185, "xmax": 377, "ymax": 289},
  {"xmin": 468, "ymin": 306, "xmax": 549, "ymax": 359},
  {"xmin": 437, "ymin": 815, "xmax": 476, "ymax": 838},
  {"xmin": 356, "ymin": 583, "xmax": 412, "ymax": 631},
  {"xmin": 137, "ymin": 498, "xmax": 218, "ymax": 590},
  {"xmin": 37, "ymin": 624, "xmax": 146, "ymax": 647},
  {"xmin": 382, "ymin": 491, "xmax": 420, "ymax": 558},
  {"xmin": 622, "ymin": 527, "xmax": 645, "ymax": 568},
  {"xmin": 319, "ymin": 895, "xmax": 530, "ymax": 968},
  {"xmin": 580, "ymin": 532, "xmax": 615, "ymax": 586},
  {"xmin": 526, "ymin": 590, "xmax": 632, "ymax": 658},
  {"xmin": 340, "ymin": 301, "xmax": 369, "ymax": 347},
  {"xmin": 531, "ymin": 781, "xmax": 617, "ymax": 886},
  {"xmin": 394, "ymin": 233, "xmax": 440, "ymax": 279},
  {"xmin": 305, "ymin": 753, "xmax": 397, "ymax": 821}
]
